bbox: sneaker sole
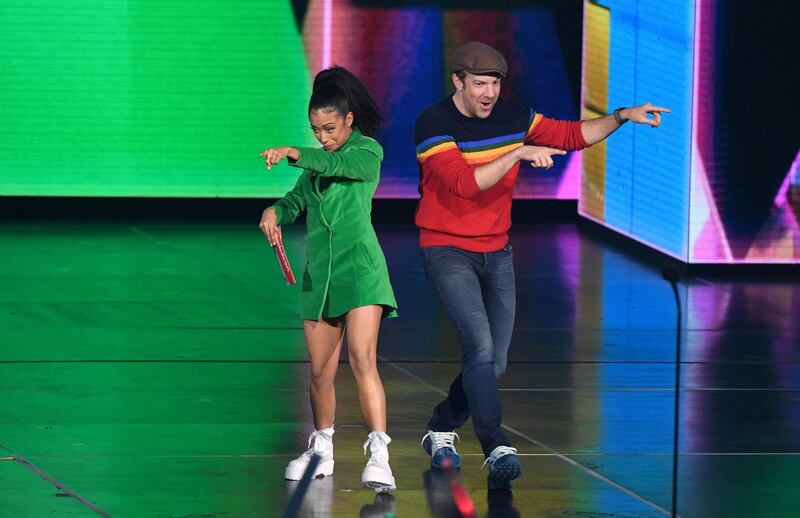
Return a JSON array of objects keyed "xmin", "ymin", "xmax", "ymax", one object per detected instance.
[
  {"xmin": 284, "ymin": 459, "xmax": 334, "ymax": 481},
  {"xmin": 491, "ymin": 462, "xmax": 521, "ymax": 480},
  {"xmin": 362, "ymin": 479, "xmax": 396, "ymax": 493},
  {"xmin": 488, "ymin": 462, "xmax": 521, "ymax": 490},
  {"xmin": 361, "ymin": 467, "xmax": 396, "ymax": 492}
]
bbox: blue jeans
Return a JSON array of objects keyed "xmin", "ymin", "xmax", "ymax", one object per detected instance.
[{"xmin": 421, "ymin": 244, "xmax": 515, "ymax": 457}]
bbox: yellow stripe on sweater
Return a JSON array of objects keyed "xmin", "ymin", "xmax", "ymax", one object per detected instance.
[
  {"xmin": 525, "ymin": 112, "xmax": 544, "ymax": 138},
  {"xmin": 417, "ymin": 141, "xmax": 458, "ymax": 161},
  {"xmin": 462, "ymin": 142, "xmax": 523, "ymax": 165}
]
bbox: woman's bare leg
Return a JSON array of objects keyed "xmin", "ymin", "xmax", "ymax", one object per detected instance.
[
  {"xmin": 345, "ymin": 305, "xmax": 386, "ymax": 431},
  {"xmin": 303, "ymin": 318, "xmax": 345, "ymax": 429}
]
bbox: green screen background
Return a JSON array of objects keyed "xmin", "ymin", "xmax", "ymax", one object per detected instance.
[{"xmin": 1, "ymin": 0, "xmax": 314, "ymax": 197}]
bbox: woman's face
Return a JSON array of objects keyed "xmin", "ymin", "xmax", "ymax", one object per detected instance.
[{"xmin": 309, "ymin": 108, "xmax": 354, "ymax": 152}]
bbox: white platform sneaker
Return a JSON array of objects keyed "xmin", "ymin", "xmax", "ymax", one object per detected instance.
[
  {"xmin": 360, "ymin": 431, "xmax": 396, "ymax": 492},
  {"xmin": 284, "ymin": 428, "xmax": 335, "ymax": 481}
]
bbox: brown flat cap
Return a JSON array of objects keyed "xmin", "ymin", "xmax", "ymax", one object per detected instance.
[{"xmin": 451, "ymin": 41, "xmax": 507, "ymax": 78}]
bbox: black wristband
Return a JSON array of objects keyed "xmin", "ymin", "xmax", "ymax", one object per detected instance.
[{"xmin": 613, "ymin": 107, "xmax": 627, "ymax": 125}]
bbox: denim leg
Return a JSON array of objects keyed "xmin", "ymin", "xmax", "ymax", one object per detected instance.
[
  {"xmin": 422, "ymin": 247, "xmax": 509, "ymax": 456},
  {"xmin": 481, "ymin": 244, "xmax": 516, "ymax": 378},
  {"xmin": 429, "ymin": 372, "xmax": 469, "ymax": 432}
]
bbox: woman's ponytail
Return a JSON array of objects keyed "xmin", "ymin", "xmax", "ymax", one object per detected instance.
[{"xmin": 309, "ymin": 66, "xmax": 381, "ymax": 139}]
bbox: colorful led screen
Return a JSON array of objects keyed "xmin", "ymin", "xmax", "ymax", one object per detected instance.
[
  {"xmin": 1, "ymin": 0, "xmax": 584, "ymax": 199},
  {"xmin": 580, "ymin": 0, "xmax": 799, "ymax": 263}
]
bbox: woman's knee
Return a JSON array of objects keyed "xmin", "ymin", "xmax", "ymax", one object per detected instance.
[
  {"xmin": 310, "ymin": 378, "xmax": 334, "ymax": 395},
  {"xmin": 310, "ymin": 365, "xmax": 336, "ymax": 387},
  {"xmin": 348, "ymin": 351, "xmax": 377, "ymax": 377}
]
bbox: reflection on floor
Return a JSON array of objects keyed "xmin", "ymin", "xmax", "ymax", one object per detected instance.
[{"xmin": 0, "ymin": 221, "xmax": 798, "ymax": 517}]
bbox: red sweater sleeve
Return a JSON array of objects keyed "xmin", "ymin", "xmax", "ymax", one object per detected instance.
[
  {"xmin": 525, "ymin": 114, "xmax": 589, "ymax": 151},
  {"xmin": 418, "ymin": 145, "xmax": 482, "ymax": 199}
]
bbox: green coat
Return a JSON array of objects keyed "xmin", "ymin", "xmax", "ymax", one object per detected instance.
[{"xmin": 271, "ymin": 130, "xmax": 398, "ymax": 320}]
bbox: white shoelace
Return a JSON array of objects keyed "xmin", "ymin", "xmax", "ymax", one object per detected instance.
[
  {"xmin": 421, "ymin": 431, "xmax": 460, "ymax": 453},
  {"xmin": 363, "ymin": 431, "xmax": 391, "ymax": 464},
  {"xmin": 481, "ymin": 445, "xmax": 517, "ymax": 469},
  {"xmin": 301, "ymin": 430, "xmax": 332, "ymax": 458}
]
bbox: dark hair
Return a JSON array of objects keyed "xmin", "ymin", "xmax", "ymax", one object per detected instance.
[{"xmin": 309, "ymin": 66, "xmax": 381, "ymax": 138}]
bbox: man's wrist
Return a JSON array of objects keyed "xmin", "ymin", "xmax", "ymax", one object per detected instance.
[{"xmin": 613, "ymin": 107, "xmax": 628, "ymax": 125}]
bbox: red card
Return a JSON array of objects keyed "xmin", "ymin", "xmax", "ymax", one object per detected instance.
[{"xmin": 271, "ymin": 227, "xmax": 296, "ymax": 286}]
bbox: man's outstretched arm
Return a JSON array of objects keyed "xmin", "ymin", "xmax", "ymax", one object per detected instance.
[
  {"xmin": 581, "ymin": 102, "xmax": 671, "ymax": 145},
  {"xmin": 473, "ymin": 146, "xmax": 566, "ymax": 190}
]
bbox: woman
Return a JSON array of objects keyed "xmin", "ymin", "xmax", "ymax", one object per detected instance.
[{"xmin": 258, "ymin": 66, "xmax": 398, "ymax": 492}]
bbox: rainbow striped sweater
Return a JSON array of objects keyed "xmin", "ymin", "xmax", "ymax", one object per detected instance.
[{"xmin": 414, "ymin": 97, "xmax": 587, "ymax": 252}]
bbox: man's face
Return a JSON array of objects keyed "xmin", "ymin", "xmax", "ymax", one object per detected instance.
[
  {"xmin": 453, "ymin": 72, "xmax": 502, "ymax": 118},
  {"xmin": 309, "ymin": 108, "xmax": 354, "ymax": 151}
]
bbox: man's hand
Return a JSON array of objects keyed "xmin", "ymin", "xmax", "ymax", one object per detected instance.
[
  {"xmin": 621, "ymin": 103, "xmax": 671, "ymax": 128},
  {"xmin": 474, "ymin": 144, "xmax": 568, "ymax": 191},
  {"xmin": 517, "ymin": 145, "xmax": 567, "ymax": 169},
  {"xmin": 582, "ymin": 102, "xmax": 671, "ymax": 144}
]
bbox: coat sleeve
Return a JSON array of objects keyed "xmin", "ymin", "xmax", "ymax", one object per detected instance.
[
  {"xmin": 270, "ymin": 172, "xmax": 307, "ymax": 225},
  {"xmin": 290, "ymin": 140, "xmax": 382, "ymax": 182}
]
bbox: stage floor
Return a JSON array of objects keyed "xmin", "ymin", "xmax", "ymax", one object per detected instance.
[{"xmin": 1, "ymin": 220, "xmax": 798, "ymax": 517}]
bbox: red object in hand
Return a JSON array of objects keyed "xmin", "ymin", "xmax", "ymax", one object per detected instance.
[{"xmin": 272, "ymin": 227, "xmax": 296, "ymax": 286}]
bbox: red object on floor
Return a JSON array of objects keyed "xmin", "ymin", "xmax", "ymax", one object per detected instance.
[{"xmin": 441, "ymin": 458, "xmax": 478, "ymax": 518}]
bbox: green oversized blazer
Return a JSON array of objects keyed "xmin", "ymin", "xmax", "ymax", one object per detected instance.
[{"xmin": 270, "ymin": 129, "xmax": 398, "ymax": 320}]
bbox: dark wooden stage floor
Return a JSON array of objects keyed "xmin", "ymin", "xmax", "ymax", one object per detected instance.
[{"xmin": 1, "ymin": 219, "xmax": 798, "ymax": 517}]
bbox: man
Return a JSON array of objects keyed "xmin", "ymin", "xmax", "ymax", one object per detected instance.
[{"xmin": 414, "ymin": 41, "xmax": 669, "ymax": 489}]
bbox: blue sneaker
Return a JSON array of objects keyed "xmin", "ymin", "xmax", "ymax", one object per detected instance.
[
  {"xmin": 483, "ymin": 446, "xmax": 521, "ymax": 490},
  {"xmin": 421, "ymin": 431, "xmax": 461, "ymax": 470}
]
